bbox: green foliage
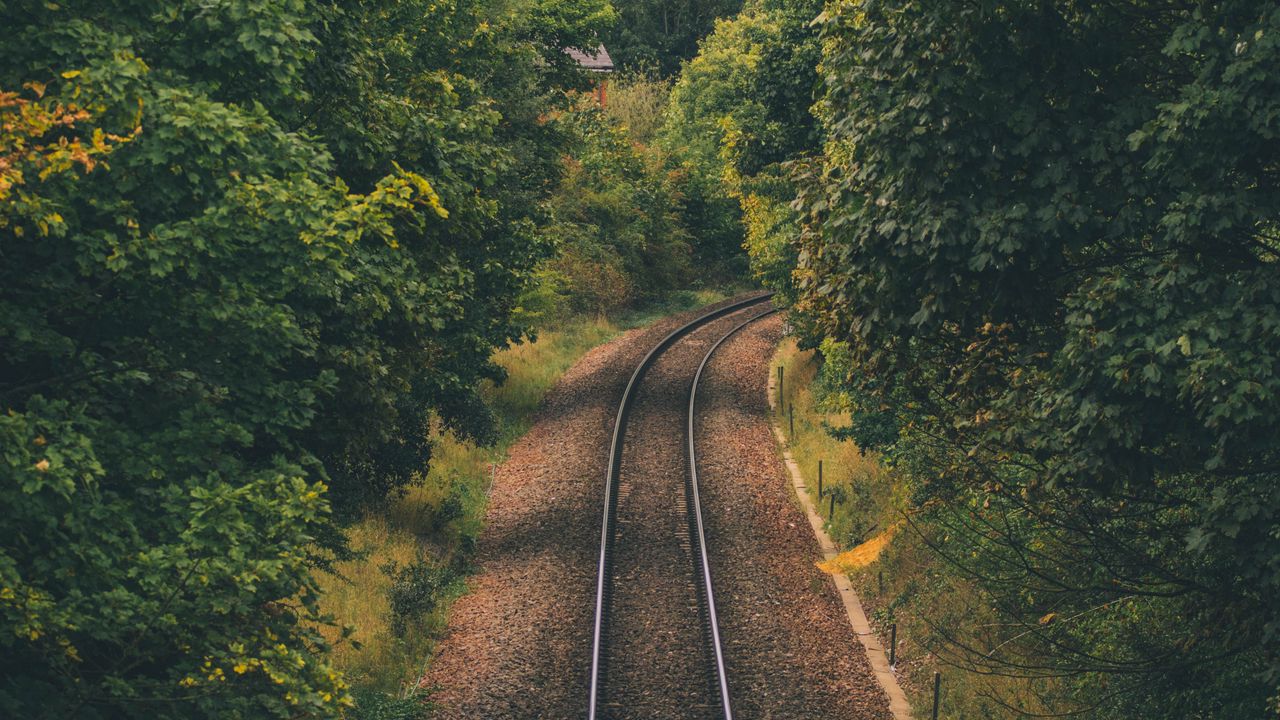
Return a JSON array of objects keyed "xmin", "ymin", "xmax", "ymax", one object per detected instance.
[
  {"xmin": 1, "ymin": 398, "xmax": 345, "ymax": 717},
  {"xmin": 799, "ymin": 0, "xmax": 1280, "ymax": 715},
  {"xmin": 662, "ymin": 0, "xmax": 824, "ymax": 297},
  {"xmin": 537, "ymin": 103, "xmax": 693, "ymax": 317},
  {"xmin": 381, "ymin": 559, "xmax": 457, "ymax": 640},
  {"xmin": 663, "ymin": 11, "xmax": 776, "ymax": 183},
  {"xmin": 0, "ymin": 0, "xmax": 611, "ymax": 716},
  {"xmin": 604, "ymin": 0, "xmax": 744, "ymax": 75},
  {"xmin": 663, "ymin": 0, "xmax": 822, "ymax": 179}
]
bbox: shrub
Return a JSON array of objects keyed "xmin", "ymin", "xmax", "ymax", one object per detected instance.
[
  {"xmin": 382, "ymin": 560, "xmax": 455, "ymax": 640},
  {"xmin": 536, "ymin": 104, "xmax": 694, "ymax": 317},
  {"xmin": 604, "ymin": 74, "xmax": 672, "ymax": 145}
]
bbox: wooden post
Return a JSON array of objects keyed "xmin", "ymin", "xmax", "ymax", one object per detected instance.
[
  {"xmin": 788, "ymin": 403, "xmax": 794, "ymax": 438},
  {"xmin": 818, "ymin": 460, "xmax": 823, "ymax": 497},
  {"xmin": 777, "ymin": 365, "xmax": 785, "ymax": 415},
  {"xmin": 828, "ymin": 492, "xmax": 836, "ymax": 519},
  {"xmin": 889, "ymin": 623, "xmax": 897, "ymax": 666},
  {"xmin": 932, "ymin": 672, "xmax": 942, "ymax": 719}
]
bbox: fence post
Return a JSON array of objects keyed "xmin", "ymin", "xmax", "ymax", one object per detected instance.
[
  {"xmin": 889, "ymin": 623, "xmax": 897, "ymax": 666},
  {"xmin": 775, "ymin": 366, "xmax": 781, "ymax": 414},
  {"xmin": 778, "ymin": 365, "xmax": 785, "ymax": 415},
  {"xmin": 788, "ymin": 402, "xmax": 794, "ymax": 438},
  {"xmin": 932, "ymin": 671, "xmax": 942, "ymax": 720},
  {"xmin": 818, "ymin": 460, "xmax": 823, "ymax": 497},
  {"xmin": 828, "ymin": 492, "xmax": 836, "ymax": 519}
]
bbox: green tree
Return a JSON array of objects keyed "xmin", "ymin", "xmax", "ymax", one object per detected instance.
[
  {"xmin": 286, "ymin": 0, "xmax": 613, "ymax": 511},
  {"xmin": 0, "ymin": 0, "xmax": 611, "ymax": 716},
  {"xmin": 662, "ymin": 0, "xmax": 824, "ymax": 295},
  {"xmin": 799, "ymin": 1, "xmax": 1280, "ymax": 715},
  {"xmin": 605, "ymin": 0, "xmax": 744, "ymax": 74}
]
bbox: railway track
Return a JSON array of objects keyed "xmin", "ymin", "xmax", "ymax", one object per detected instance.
[{"xmin": 588, "ymin": 293, "xmax": 776, "ymax": 720}]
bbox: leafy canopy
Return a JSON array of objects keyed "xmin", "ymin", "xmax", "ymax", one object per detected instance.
[
  {"xmin": 0, "ymin": 0, "xmax": 611, "ymax": 716},
  {"xmin": 662, "ymin": 0, "xmax": 824, "ymax": 296},
  {"xmin": 798, "ymin": 1, "xmax": 1280, "ymax": 714}
]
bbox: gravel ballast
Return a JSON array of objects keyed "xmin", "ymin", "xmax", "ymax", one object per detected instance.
[
  {"xmin": 695, "ymin": 315, "xmax": 894, "ymax": 720},
  {"xmin": 597, "ymin": 305, "xmax": 768, "ymax": 719},
  {"xmin": 419, "ymin": 297, "xmax": 763, "ymax": 718}
]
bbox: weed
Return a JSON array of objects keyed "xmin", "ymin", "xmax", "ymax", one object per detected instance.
[{"xmin": 382, "ymin": 558, "xmax": 456, "ymax": 639}]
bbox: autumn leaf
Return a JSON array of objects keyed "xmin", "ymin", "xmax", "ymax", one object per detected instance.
[{"xmin": 817, "ymin": 522, "xmax": 901, "ymax": 574}]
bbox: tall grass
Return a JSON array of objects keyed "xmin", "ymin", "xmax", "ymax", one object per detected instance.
[
  {"xmin": 316, "ymin": 317, "xmax": 617, "ymax": 693},
  {"xmin": 771, "ymin": 338, "xmax": 896, "ymax": 547},
  {"xmin": 318, "ymin": 288, "xmax": 735, "ymax": 697}
]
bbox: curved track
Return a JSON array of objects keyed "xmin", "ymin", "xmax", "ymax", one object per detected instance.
[{"xmin": 588, "ymin": 294, "xmax": 775, "ymax": 720}]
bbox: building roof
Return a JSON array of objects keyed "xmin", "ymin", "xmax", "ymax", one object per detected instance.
[{"xmin": 565, "ymin": 44, "xmax": 614, "ymax": 73}]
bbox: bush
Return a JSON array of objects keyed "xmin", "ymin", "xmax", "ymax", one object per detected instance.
[
  {"xmin": 536, "ymin": 104, "xmax": 694, "ymax": 317},
  {"xmin": 382, "ymin": 560, "xmax": 456, "ymax": 640}
]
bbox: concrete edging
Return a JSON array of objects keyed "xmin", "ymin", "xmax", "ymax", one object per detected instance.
[{"xmin": 766, "ymin": 363, "xmax": 913, "ymax": 719}]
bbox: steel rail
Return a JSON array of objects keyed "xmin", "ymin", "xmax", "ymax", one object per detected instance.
[
  {"xmin": 588, "ymin": 293, "xmax": 773, "ymax": 720},
  {"xmin": 686, "ymin": 305, "xmax": 778, "ymax": 720}
]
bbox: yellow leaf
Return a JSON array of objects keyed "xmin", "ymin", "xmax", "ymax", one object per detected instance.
[
  {"xmin": 817, "ymin": 522, "xmax": 902, "ymax": 574},
  {"xmin": 1039, "ymin": 612, "xmax": 1057, "ymax": 625},
  {"xmin": 60, "ymin": 70, "xmax": 81, "ymax": 79}
]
